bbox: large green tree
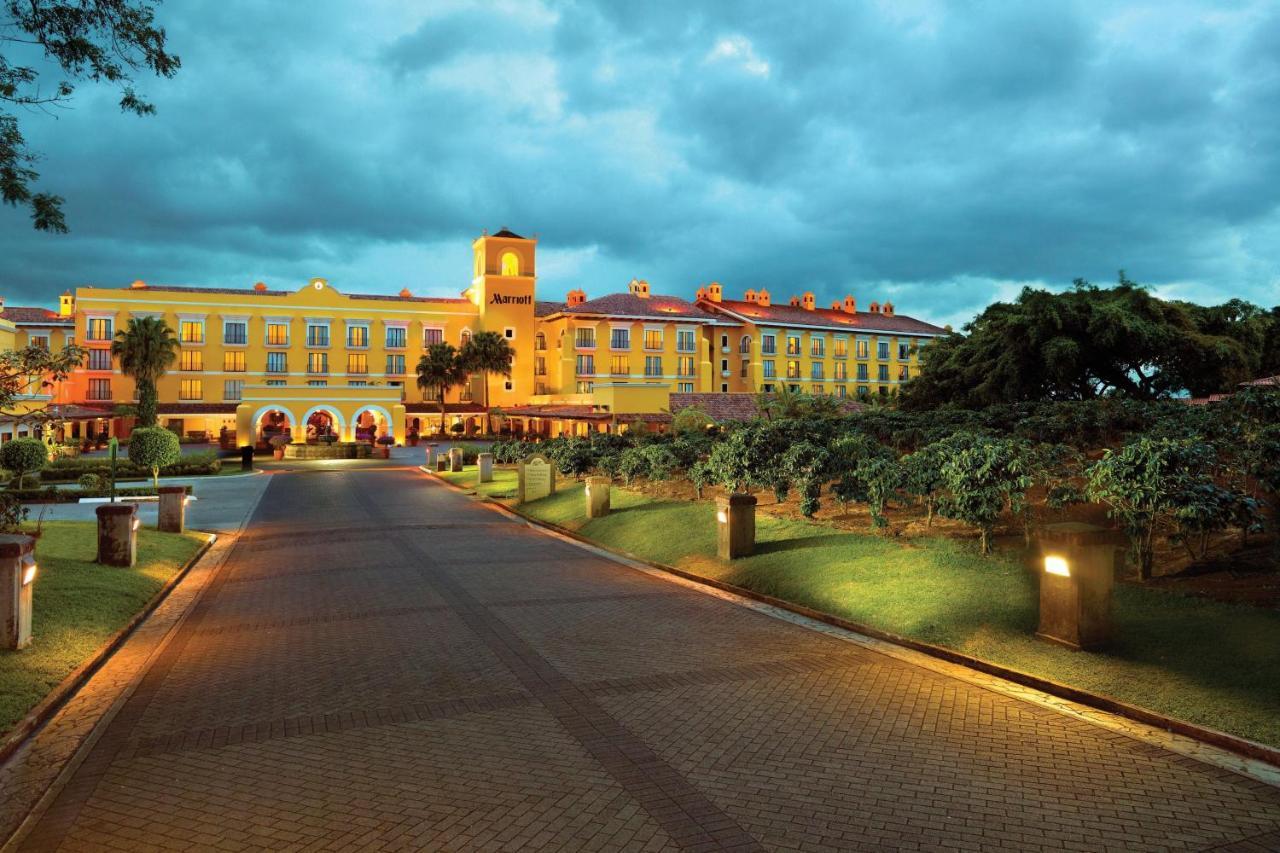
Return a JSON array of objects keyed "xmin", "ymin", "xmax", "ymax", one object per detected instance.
[
  {"xmin": 902, "ymin": 275, "xmax": 1277, "ymax": 409},
  {"xmin": 459, "ymin": 331, "xmax": 513, "ymax": 431},
  {"xmin": 415, "ymin": 342, "xmax": 467, "ymax": 435},
  {"xmin": 2, "ymin": 1, "xmax": 180, "ymax": 231},
  {"xmin": 110, "ymin": 315, "xmax": 177, "ymax": 427}
]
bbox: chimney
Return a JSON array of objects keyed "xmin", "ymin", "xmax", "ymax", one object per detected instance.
[
  {"xmin": 757, "ymin": 288, "xmax": 771, "ymax": 307},
  {"xmin": 398, "ymin": 287, "xmax": 412, "ymax": 298},
  {"xmin": 883, "ymin": 301, "xmax": 894, "ymax": 316},
  {"xmin": 744, "ymin": 288, "xmax": 757, "ymax": 303},
  {"xmin": 801, "ymin": 292, "xmax": 816, "ymax": 311},
  {"xmin": 830, "ymin": 300, "xmax": 841, "ymax": 310},
  {"xmin": 628, "ymin": 278, "xmax": 651, "ymax": 299},
  {"xmin": 131, "ymin": 279, "xmax": 147, "ymax": 289},
  {"xmin": 254, "ymin": 282, "xmax": 268, "ymax": 292},
  {"xmin": 695, "ymin": 287, "xmax": 707, "ymax": 300},
  {"xmin": 59, "ymin": 291, "xmax": 74, "ymax": 317},
  {"xmin": 567, "ymin": 288, "xmax": 587, "ymax": 306},
  {"xmin": 869, "ymin": 301, "xmax": 880, "ymax": 314},
  {"xmin": 843, "ymin": 295, "xmax": 856, "ymax": 314},
  {"xmin": 707, "ymin": 282, "xmax": 722, "ymax": 303},
  {"xmin": 0, "ymin": 296, "xmax": 5, "ymax": 312},
  {"xmin": 789, "ymin": 295, "xmax": 800, "ymax": 307}
]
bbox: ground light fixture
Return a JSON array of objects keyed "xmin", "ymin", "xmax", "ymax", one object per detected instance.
[
  {"xmin": 1043, "ymin": 555, "xmax": 1070, "ymax": 577},
  {"xmin": 22, "ymin": 563, "xmax": 36, "ymax": 586},
  {"xmin": 1035, "ymin": 523, "xmax": 1123, "ymax": 651}
]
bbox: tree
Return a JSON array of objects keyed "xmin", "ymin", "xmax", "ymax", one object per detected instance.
[
  {"xmin": 779, "ymin": 441, "xmax": 830, "ymax": 517},
  {"xmin": 1, "ymin": 436, "xmax": 46, "ymax": 488},
  {"xmin": 2, "ymin": 1, "xmax": 180, "ymax": 231},
  {"xmin": 458, "ymin": 331, "xmax": 513, "ymax": 431},
  {"xmin": 902, "ymin": 275, "xmax": 1266, "ymax": 409},
  {"xmin": 127, "ymin": 426, "xmax": 178, "ymax": 489},
  {"xmin": 415, "ymin": 343, "xmax": 466, "ymax": 435},
  {"xmin": 901, "ymin": 442, "xmax": 948, "ymax": 527},
  {"xmin": 936, "ymin": 433, "xmax": 1033, "ymax": 555},
  {"xmin": 671, "ymin": 405, "xmax": 714, "ymax": 435},
  {"xmin": 0, "ymin": 342, "xmax": 86, "ymax": 416},
  {"xmin": 111, "ymin": 316, "xmax": 177, "ymax": 427}
]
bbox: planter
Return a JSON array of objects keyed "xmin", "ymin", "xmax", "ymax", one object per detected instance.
[
  {"xmin": 380, "ymin": 447, "xmax": 390, "ymax": 459},
  {"xmin": 273, "ymin": 448, "xmax": 285, "ymax": 460},
  {"xmin": 408, "ymin": 436, "xmax": 419, "ymax": 447}
]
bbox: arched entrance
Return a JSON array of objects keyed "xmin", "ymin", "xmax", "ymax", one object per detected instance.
[
  {"xmin": 302, "ymin": 406, "xmax": 344, "ymax": 443},
  {"xmin": 254, "ymin": 406, "xmax": 295, "ymax": 448},
  {"xmin": 353, "ymin": 405, "xmax": 394, "ymax": 442}
]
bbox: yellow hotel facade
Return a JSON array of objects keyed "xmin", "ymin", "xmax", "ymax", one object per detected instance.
[{"xmin": 2, "ymin": 229, "xmax": 947, "ymax": 446}]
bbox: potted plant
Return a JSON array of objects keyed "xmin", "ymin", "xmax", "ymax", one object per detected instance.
[
  {"xmin": 376, "ymin": 434, "xmax": 395, "ymax": 458},
  {"xmin": 269, "ymin": 434, "xmax": 291, "ymax": 460},
  {"xmin": 407, "ymin": 429, "xmax": 419, "ymax": 447},
  {"xmin": 319, "ymin": 433, "xmax": 338, "ymax": 446}
]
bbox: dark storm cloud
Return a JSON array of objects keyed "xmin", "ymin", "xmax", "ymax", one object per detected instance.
[{"xmin": 2, "ymin": 0, "xmax": 1278, "ymax": 326}]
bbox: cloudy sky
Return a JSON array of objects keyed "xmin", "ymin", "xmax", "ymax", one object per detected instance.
[{"xmin": 3, "ymin": 0, "xmax": 1279, "ymax": 327}]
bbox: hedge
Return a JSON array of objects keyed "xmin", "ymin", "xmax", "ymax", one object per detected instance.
[
  {"xmin": 39, "ymin": 450, "xmax": 220, "ymax": 483},
  {"xmin": 3, "ymin": 485, "xmax": 194, "ymax": 504}
]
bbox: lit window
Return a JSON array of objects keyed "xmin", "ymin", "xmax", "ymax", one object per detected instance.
[
  {"xmin": 534, "ymin": 332, "xmax": 547, "ymax": 351},
  {"xmin": 386, "ymin": 354, "xmax": 405, "ymax": 375},
  {"xmin": 179, "ymin": 379, "xmax": 203, "ymax": 400},
  {"xmin": 348, "ymin": 353, "xmax": 368, "ymax": 374},
  {"xmin": 534, "ymin": 356, "xmax": 546, "ymax": 376},
  {"xmin": 87, "ymin": 318, "xmax": 113, "ymax": 341},
  {"xmin": 811, "ymin": 338, "xmax": 824, "ymax": 357},
  {"xmin": 786, "ymin": 336, "xmax": 801, "ymax": 355},
  {"xmin": 833, "ymin": 338, "xmax": 848, "ymax": 358},
  {"xmin": 29, "ymin": 335, "xmax": 49, "ymax": 350},
  {"xmin": 898, "ymin": 365, "xmax": 910, "ymax": 381},
  {"xmin": 224, "ymin": 351, "xmax": 245, "ymax": 372},
  {"xmin": 500, "ymin": 251, "xmax": 520, "ymax": 276},
  {"xmin": 306, "ymin": 324, "xmax": 330, "ymax": 347},
  {"xmin": 266, "ymin": 323, "xmax": 289, "ymax": 346},
  {"xmin": 576, "ymin": 380, "xmax": 593, "ymax": 394},
  {"xmin": 308, "ymin": 352, "xmax": 328, "ymax": 374},
  {"xmin": 812, "ymin": 384, "xmax": 824, "ymax": 395},
  {"xmin": 834, "ymin": 362, "xmax": 847, "ymax": 381},
  {"xmin": 856, "ymin": 339, "xmax": 869, "ymax": 359},
  {"xmin": 611, "ymin": 355, "xmax": 629, "ymax": 375},
  {"xmin": 180, "ymin": 350, "xmax": 203, "ymax": 371},
  {"xmin": 179, "ymin": 321, "xmax": 204, "ymax": 344},
  {"xmin": 677, "ymin": 356, "xmax": 695, "ymax": 377},
  {"xmin": 787, "ymin": 361, "xmax": 800, "ymax": 379},
  {"xmin": 347, "ymin": 325, "xmax": 369, "ymax": 348},
  {"xmin": 644, "ymin": 356, "xmax": 662, "ymax": 377},
  {"xmin": 644, "ymin": 329, "xmax": 663, "ymax": 350}
]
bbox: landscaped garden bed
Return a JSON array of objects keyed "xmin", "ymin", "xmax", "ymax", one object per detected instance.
[{"xmin": 0, "ymin": 521, "xmax": 207, "ymax": 738}]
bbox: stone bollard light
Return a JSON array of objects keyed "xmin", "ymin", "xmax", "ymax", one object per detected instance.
[
  {"xmin": 96, "ymin": 503, "xmax": 139, "ymax": 568},
  {"xmin": 0, "ymin": 534, "xmax": 36, "ymax": 650},
  {"xmin": 1036, "ymin": 522, "xmax": 1124, "ymax": 651},
  {"xmin": 585, "ymin": 476, "xmax": 611, "ymax": 518},
  {"xmin": 426, "ymin": 443, "xmax": 440, "ymax": 468},
  {"xmin": 240, "ymin": 445, "xmax": 254, "ymax": 472},
  {"xmin": 716, "ymin": 493, "xmax": 757, "ymax": 560},
  {"xmin": 157, "ymin": 486, "xmax": 187, "ymax": 533},
  {"xmin": 477, "ymin": 452, "xmax": 494, "ymax": 483},
  {"xmin": 449, "ymin": 447, "xmax": 464, "ymax": 473},
  {"xmin": 437, "ymin": 456, "xmax": 449, "ymax": 472}
]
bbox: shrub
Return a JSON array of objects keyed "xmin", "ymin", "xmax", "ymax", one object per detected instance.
[
  {"xmin": 449, "ymin": 422, "xmax": 465, "ymax": 434},
  {"xmin": 638, "ymin": 445, "xmax": 680, "ymax": 482},
  {"xmin": 376, "ymin": 435, "xmax": 395, "ymax": 446},
  {"xmin": 77, "ymin": 473, "xmax": 102, "ymax": 493},
  {"xmin": 616, "ymin": 447, "xmax": 650, "ymax": 485},
  {"xmin": 128, "ymin": 427, "xmax": 182, "ymax": 489},
  {"xmin": 39, "ymin": 450, "xmax": 220, "ymax": 482},
  {"xmin": 0, "ymin": 492, "xmax": 27, "ymax": 532},
  {"xmin": 1, "ymin": 438, "xmax": 48, "ymax": 489},
  {"xmin": 936, "ymin": 433, "xmax": 1033, "ymax": 555},
  {"xmin": 268, "ymin": 435, "xmax": 291, "ymax": 449}
]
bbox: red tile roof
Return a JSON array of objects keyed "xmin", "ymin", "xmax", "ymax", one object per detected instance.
[
  {"xmin": 669, "ymin": 392, "xmax": 862, "ymax": 422},
  {"xmin": 155, "ymin": 403, "xmax": 238, "ymax": 415},
  {"xmin": 126, "ymin": 284, "xmax": 291, "ymax": 296},
  {"xmin": 1241, "ymin": 375, "xmax": 1280, "ymax": 387},
  {"xmin": 1, "ymin": 306, "xmax": 72, "ymax": 325},
  {"xmin": 703, "ymin": 299, "xmax": 946, "ymax": 336},
  {"xmin": 348, "ymin": 293, "xmax": 471, "ymax": 305},
  {"xmin": 404, "ymin": 402, "xmax": 488, "ymax": 414},
  {"xmin": 535, "ymin": 300, "xmax": 566, "ymax": 317},
  {"xmin": 544, "ymin": 292, "xmax": 727, "ymax": 323}
]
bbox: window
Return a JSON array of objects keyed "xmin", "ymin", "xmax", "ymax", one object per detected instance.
[
  {"xmin": 721, "ymin": 383, "xmax": 729, "ymax": 393},
  {"xmin": 677, "ymin": 382, "xmax": 694, "ymax": 393},
  {"xmin": 534, "ymin": 332, "xmax": 547, "ymax": 351},
  {"xmin": 879, "ymin": 386, "xmax": 889, "ymax": 397},
  {"xmin": 576, "ymin": 354, "xmax": 595, "ymax": 375},
  {"xmin": 836, "ymin": 385, "xmax": 847, "ymax": 398},
  {"xmin": 386, "ymin": 354, "xmax": 406, "ymax": 375},
  {"xmin": 179, "ymin": 350, "xmax": 203, "ymax": 371},
  {"xmin": 739, "ymin": 335, "xmax": 751, "ymax": 353},
  {"xmin": 762, "ymin": 383, "xmax": 775, "ymax": 393},
  {"xmin": 676, "ymin": 329, "xmax": 696, "ymax": 352},
  {"xmin": 857, "ymin": 385, "xmax": 869, "ymax": 397},
  {"xmin": 643, "ymin": 329, "xmax": 663, "ymax": 350},
  {"xmin": 29, "ymin": 335, "xmax": 48, "ymax": 350},
  {"xmin": 265, "ymin": 379, "xmax": 286, "ymax": 387},
  {"xmin": 721, "ymin": 333, "xmax": 729, "ymax": 349},
  {"xmin": 223, "ymin": 321, "xmax": 247, "ymax": 345},
  {"xmin": 308, "ymin": 380, "xmax": 328, "ymax": 387},
  {"xmin": 644, "ymin": 356, "xmax": 662, "ymax": 377},
  {"xmin": 348, "ymin": 353, "xmax": 368, "ymax": 374},
  {"xmin": 677, "ymin": 356, "xmax": 695, "ymax": 377},
  {"xmin": 811, "ymin": 362, "xmax": 824, "ymax": 380},
  {"xmin": 422, "ymin": 385, "xmax": 439, "ymax": 401},
  {"xmin": 610, "ymin": 355, "xmax": 629, "ymax": 375},
  {"xmin": 575, "ymin": 327, "xmax": 596, "ymax": 349},
  {"xmin": 266, "ymin": 323, "xmax": 289, "ymax": 346},
  {"xmin": 385, "ymin": 326, "xmax": 406, "ymax": 349},
  {"xmin": 877, "ymin": 340, "xmax": 890, "ymax": 359},
  {"xmin": 812, "ymin": 385, "xmax": 824, "ymax": 395},
  {"xmin": 500, "ymin": 251, "xmax": 520, "ymax": 276},
  {"xmin": 898, "ymin": 365, "xmax": 910, "ymax": 381},
  {"xmin": 878, "ymin": 364, "xmax": 889, "ymax": 382},
  {"xmin": 787, "ymin": 361, "xmax": 801, "ymax": 379},
  {"xmin": 266, "ymin": 352, "xmax": 287, "ymax": 373},
  {"xmin": 223, "ymin": 380, "xmax": 243, "ymax": 401},
  {"xmin": 347, "ymin": 325, "xmax": 369, "ymax": 348},
  {"xmin": 504, "ymin": 327, "xmax": 515, "ymax": 340},
  {"xmin": 761, "ymin": 334, "xmax": 777, "ymax": 355},
  {"xmin": 87, "ymin": 379, "xmax": 111, "ymax": 400},
  {"xmin": 786, "ymin": 336, "xmax": 801, "ymax": 355},
  {"xmin": 179, "ymin": 379, "xmax": 202, "ymax": 400},
  {"xmin": 834, "ymin": 338, "xmax": 848, "ymax": 358},
  {"xmin": 460, "ymin": 329, "xmax": 472, "ymax": 348},
  {"xmin": 308, "ymin": 352, "xmax": 328, "ymax": 374},
  {"xmin": 504, "ymin": 380, "xmax": 513, "ymax": 392},
  {"xmin": 811, "ymin": 338, "xmax": 824, "ymax": 357},
  {"xmin": 900, "ymin": 342, "xmax": 912, "ymax": 360},
  {"xmin": 87, "ymin": 349, "xmax": 111, "ymax": 371},
  {"xmin": 856, "ymin": 339, "xmax": 869, "ymax": 359},
  {"xmin": 87, "ymin": 318, "xmax": 113, "ymax": 341},
  {"xmin": 740, "ymin": 359, "xmax": 749, "ymax": 378},
  {"xmin": 424, "ymin": 327, "xmax": 444, "ymax": 346},
  {"xmin": 224, "ymin": 351, "xmax": 245, "ymax": 372},
  {"xmin": 179, "ymin": 320, "xmax": 204, "ymax": 344},
  {"xmin": 534, "ymin": 356, "xmax": 546, "ymax": 376},
  {"xmin": 762, "ymin": 360, "xmax": 776, "ymax": 379},
  {"xmin": 834, "ymin": 362, "xmax": 847, "ymax": 381},
  {"xmin": 610, "ymin": 328, "xmax": 630, "ymax": 350},
  {"xmin": 306, "ymin": 324, "xmax": 330, "ymax": 347},
  {"xmin": 857, "ymin": 363, "xmax": 869, "ymax": 381},
  {"xmin": 349, "ymin": 380, "xmax": 368, "ymax": 388},
  {"xmin": 459, "ymin": 384, "xmax": 472, "ymax": 401},
  {"xmin": 576, "ymin": 380, "xmax": 593, "ymax": 394},
  {"xmin": 720, "ymin": 358, "xmax": 729, "ymax": 372}
]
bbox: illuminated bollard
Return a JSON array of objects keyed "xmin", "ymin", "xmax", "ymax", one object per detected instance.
[
  {"xmin": 0, "ymin": 534, "xmax": 36, "ymax": 650},
  {"xmin": 585, "ymin": 476, "xmax": 610, "ymax": 518},
  {"xmin": 1036, "ymin": 522, "xmax": 1124, "ymax": 651},
  {"xmin": 716, "ymin": 493, "xmax": 757, "ymax": 560},
  {"xmin": 157, "ymin": 486, "xmax": 186, "ymax": 533},
  {"xmin": 96, "ymin": 503, "xmax": 138, "ymax": 567},
  {"xmin": 449, "ymin": 447, "xmax": 464, "ymax": 473},
  {"xmin": 425, "ymin": 443, "xmax": 440, "ymax": 468},
  {"xmin": 437, "ymin": 456, "xmax": 449, "ymax": 472},
  {"xmin": 477, "ymin": 453, "xmax": 494, "ymax": 483},
  {"xmin": 240, "ymin": 445, "xmax": 254, "ymax": 472}
]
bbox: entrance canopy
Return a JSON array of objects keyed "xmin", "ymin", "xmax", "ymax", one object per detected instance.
[{"xmin": 235, "ymin": 385, "xmax": 407, "ymax": 447}]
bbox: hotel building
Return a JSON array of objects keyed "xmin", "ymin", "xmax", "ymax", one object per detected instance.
[{"xmin": 1, "ymin": 229, "xmax": 947, "ymax": 445}]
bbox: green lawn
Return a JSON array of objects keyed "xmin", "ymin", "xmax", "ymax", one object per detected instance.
[
  {"xmin": 0, "ymin": 521, "xmax": 206, "ymax": 736},
  {"xmin": 437, "ymin": 465, "xmax": 520, "ymax": 501},
  {"xmin": 517, "ymin": 485, "xmax": 1280, "ymax": 749}
]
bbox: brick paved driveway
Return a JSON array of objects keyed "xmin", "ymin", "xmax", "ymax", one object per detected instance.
[{"xmin": 13, "ymin": 469, "xmax": 1280, "ymax": 851}]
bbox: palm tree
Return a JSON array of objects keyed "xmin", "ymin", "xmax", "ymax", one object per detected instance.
[
  {"xmin": 415, "ymin": 342, "xmax": 467, "ymax": 435},
  {"xmin": 111, "ymin": 316, "xmax": 178, "ymax": 427},
  {"xmin": 459, "ymin": 331, "xmax": 513, "ymax": 433}
]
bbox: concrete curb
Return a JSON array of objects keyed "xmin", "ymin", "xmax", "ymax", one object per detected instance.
[
  {"xmin": 0, "ymin": 532, "xmax": 216, "ymax": 766},
  {"xmin": 422, "ymin": 469, "xmax": 1280, "ymax": 775}
]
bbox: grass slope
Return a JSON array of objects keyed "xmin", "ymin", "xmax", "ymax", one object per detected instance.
[{"xmin": 0, "ymin": 521, "xmax": 205, "ymax": 735}]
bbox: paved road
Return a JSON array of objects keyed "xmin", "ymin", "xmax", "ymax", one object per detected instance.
[{"xmin": 13, "ymin": 469, "xmax": 1280, "ymax": 851}]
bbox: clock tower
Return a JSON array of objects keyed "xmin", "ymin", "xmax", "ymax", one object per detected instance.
[{"xmin": 468, "ymin": 228, "xmax": 538, "ymax": 403}]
